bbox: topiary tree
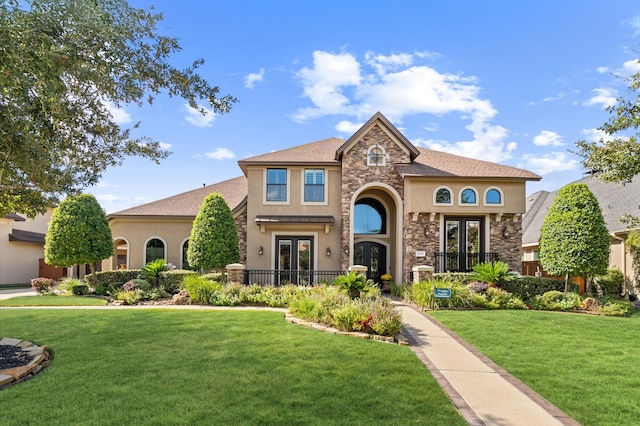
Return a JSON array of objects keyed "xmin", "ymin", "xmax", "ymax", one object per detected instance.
[
  {"xmin": 187, "ymin": 193, "xmax": 239, "ymax": 272},
  {"xmin": 538, "ymin": 183, "xmax": 610, "ymax": 292},
  {"xmin": 44, "ymin": 193, "xmax": 113, "ymax": 287}
]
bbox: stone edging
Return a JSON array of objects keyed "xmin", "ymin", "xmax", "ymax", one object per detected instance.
[
  {"xmin": 284, "ymin": 313, "xmax": 409, "ymax": 345},
  {"xmin": 0, "ymin": 337, "xmax": 51, "ymax": 390}
]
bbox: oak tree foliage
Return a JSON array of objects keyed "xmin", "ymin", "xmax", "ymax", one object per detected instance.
[
  {"xmin": 0, "ymin": 0, "xmax": 236, "ymax": 218},
  {"xmin": 44, "ymin": 193, "xmax": 113, "ymax": 284},
  {"xmin": 187, "ymin": 193, "xmax": 239, "ymax": 271},
  {"xmin": 538, "ymin": 183, "xmax": 610, "ymax": 291}
]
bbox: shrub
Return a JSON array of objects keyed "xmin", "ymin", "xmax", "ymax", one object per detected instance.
[
  {"xmin": 592, "ymin": 269, "xmax": 624, "ymax": 297},
  {"xmin": 116, "ymin": 289, "xmax": 143, "ymax": 305},
  {"xmin": 598, "ymin": 301, "xmax": 632, "ymax": 317},
  {"xmin": 123, "ymin": 279, "xmax": 151, "ymax": 292},
  {"xmin": 159, "ymin": 269, "xmax": 198, "ymax": 294},
  {"xmin": 501, "ymin": 276, "xmax": 576, "ymax": 302},
  {"xmin": 531, "ymin": 291, "xmax": 582, "ymax": 311},
  {"xmin": 201, "ymin": 272, "xmax": 224, "ymax": 282},
  {"xmin": 142, "ymin": 259, "xmax": 167, "ymax": 286},
  {"xmin": 433, "ymin": 272, "xmax": 475, "ymax": 284},
  {"xmin": 85, "ymin": 270, "xmax": 143, "ymax": 289},
  {"xmin": 72, "ymin": 284, "xmax": 89, "ymax": 295},
  {"xmin": 30, "ymin": 277, "xmax": 55, "ymax": 294},
  {"xmin": 484, "ymin": 287, "xmax": 528, "ymax": 310},
  {"xmin": 333, "ymin": 271, "xmax": 367, "ymax": 298},
  {"xmin": 182, "ymin": 275, "xmax": 222, "ymax": 304},
  {"xmin": 469, "ymin": 261, "xmax": 518, "ymax": 286},
  {"xmin": 409, "ymin": 278, "xmax": 474, "ymax": 310}
]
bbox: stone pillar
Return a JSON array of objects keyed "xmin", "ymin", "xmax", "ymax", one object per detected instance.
[
  {"xmin": 226, "ymin": 263, "xmax": 246, "ymax": 285},
  {"xmin": 349, "ymin": 265, "xmax": 368, "ymax": 277},
  {"xmin": 412, "ymin": 265, "xmax": 434, "ymax": 284}
]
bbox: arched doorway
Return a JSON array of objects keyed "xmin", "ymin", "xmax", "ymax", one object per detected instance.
[{"xmin": 113, "ymin": 238, "xmax": 129, "ymax": 270}]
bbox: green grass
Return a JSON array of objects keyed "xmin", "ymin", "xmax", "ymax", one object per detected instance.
[
  {"xmin": 0, "ymin": 295, "xmax": 108, "ymax": 306},
  {"xmin": 0, "ymin": 309, "xmax": 464, "ymax": 425},
  {"xmin": 429, "ymin": 310, "xmax": 640, "ymax": 426}
]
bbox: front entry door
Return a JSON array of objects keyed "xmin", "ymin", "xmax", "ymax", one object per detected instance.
[
  {"xmin": 354, "ymin": 242, "xmax": 386, "ymax": 283},
  {"xmin": 276, "ymin": 236, "xmax": 313, "ymax": 285}
]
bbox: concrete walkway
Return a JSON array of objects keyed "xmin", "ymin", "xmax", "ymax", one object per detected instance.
[
  {"xmin": 395, "ymin": 302, "xmax": 580, "ymax": 426},
  {"xmin": 0, "ymin": 288, "xmax": 580, "ymax": 425}
]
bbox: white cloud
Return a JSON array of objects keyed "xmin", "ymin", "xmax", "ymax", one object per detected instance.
[
  {"xmin": 626, "ymin": 14, "xmax": 640, "ymax": 36},
  {"xmin": 533, "ymin": 130, "xmax": 564, "ymax": 147},
  {"xmin": 622, "ymin": 59, "xmax": 640, "ymax": 75},
  {"xmin": 596, "ymin": 66, "xmax": 610, "ymax": 74},
  {"xmin": 205, "ymin": 148, "xmax": 235, "ymax": 160},
  {"xmin": 184, "ymin": 104, "xmax": 216, "ymax": 127},
  {"xmin": 245, "ymin": 68, "xmax": 265, "ymax": 89},
  {"xmin": 94, "ymin": 194, "xmax": 120, "ymax": 202},
  {"xmin": 519, "ymin": 152, "xmax": 579, "ymax": 175},
  {"xmin": 583, "ymin": 88, "xmax": 617, "ymax": 109},
  {"xmin": 159, "ymin": 142, "xmax": 172, "ymax": 150},
  {"xmin": 103, "ymin": 100, "xmax": 131, "ymax": 125},
  {"xmin": 364, "ymin": 51, "xmax": 413, "ymax": 75},
  {"xmin": 335, "ymin": 120, "xmax": 363, "ymax": 134}
]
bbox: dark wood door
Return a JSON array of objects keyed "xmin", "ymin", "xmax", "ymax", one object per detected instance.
[{"xmin": 354, "ymin": 242, "xmax": 386, "ymax": 283}]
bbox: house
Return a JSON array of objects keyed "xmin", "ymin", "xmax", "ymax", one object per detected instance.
[
  {"xmin": 0, "ymin": 208, "xmax": 66, "ymax": 285},
  {"xmin": 522, "ymin": 175, "xmax": 640, "ymax": 291},
  {"xmin": 104, "ymin": 112, "xmax": 541, "ymax": 284}
]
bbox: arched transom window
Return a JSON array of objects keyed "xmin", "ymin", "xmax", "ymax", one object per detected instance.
[
  {"xmin": 367, "ymin": 145, "xmax": 386, "ymax": 166},
  {"xmin": 354, "ymin": 198, "xmax": 386, "ymax": 234}
]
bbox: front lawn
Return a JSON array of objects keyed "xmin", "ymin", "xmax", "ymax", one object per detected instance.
[
  {"xmin": 0, "ymin": 309, "xmax": 464, "ymax": 425},
  {"xmin": 0, "ymin": 295, "xmax": 108, "ymax": 306},
  {"xmin": 430, "ymin": 310, "xmax": 640, "ymax": 426}
]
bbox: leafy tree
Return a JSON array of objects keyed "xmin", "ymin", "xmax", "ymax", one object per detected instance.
[
  {"xmin": 538, "ymin": 183, "xmax": 610, "ymax": 292},
  {"xmin": 574, "ymin": 60, "xmax": 640, "ymax": 184},
  {"xmin": 187, "ymin": 193, "xmax": 239, "ymax": 271},
  {"xmin": 44, "ymin": 193, "xmax": 113, "ymax": 286},
  {"xmin": 0, "ymin": 0, "xmax": 236, "ymax": 218}
]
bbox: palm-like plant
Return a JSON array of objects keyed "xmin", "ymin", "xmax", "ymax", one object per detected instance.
[
  {"xmin": 334, "ymin": 271, "xmax": 367, "ymax": 298},
  {"xmin": 469, "ymin": 261, "xmax": 517, "ymax": 287},
  {"xmin": 142, "ymin": 259, "xmax": 167, "ymax": 287}
]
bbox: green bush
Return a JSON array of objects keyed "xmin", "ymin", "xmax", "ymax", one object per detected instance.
[
  {"xmin": 482, "ymin": 287, "xmax": 527, "ymax": 310},
  {"xmin": 433, "ymin": 272, "xmax": 474, "ymax": 284},
  {"xmin": 592, "ymin": 269, "xmax": 624, "ymax": 297},
  {"xmin": 30, "ymin": 277, "xmax": 55, "ymax": 294},
  {"xmin": 159, "ymin": 270, "xmax": 198, "ymax": 294},
  {"xmin": 201, "ymin": 272, "xmax": 224, "ymax": 282},
  {"xmin": 469, "ymin": 261, "xmax": 518, "ymax": 286},
  {"xmin": 500, "ymin": 276, "xmax": 577, "ymax": 302},
  {"xmin": 182, "ymin": 275, "xmax": 223, "ymax": 304},
  {"xmin": 116, "ymin": 289, "xmax": 143, "ymax": 305},
  {"xmin": 122, "ymin": 279, "xmax": 151, "ymax": 292},
  {"xmin": 531, "ymin": 291, "xmax": 582, "ymax": 311},
  {"xmin": 598, "ymin": 301, "xmax": 632, "ymax": 317},
  {"xmin": 85, "ymin": 270, "xmax": 143, "ymax": 289},
  {"xmin": 333, "ymin": 271, "xmax": 368, "ymax": 298}
]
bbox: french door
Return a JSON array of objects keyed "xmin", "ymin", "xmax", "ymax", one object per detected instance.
[
  {"xmin": 444, "ymin": 217, "xmax": 483, "ymax": 272},
  {"xmin": 354, "ymin": 241, "xmax": 386, "ymax": 283},
  {"xmin": 276, "ymin": 236, "xmax": 313, "ymax": 285}
]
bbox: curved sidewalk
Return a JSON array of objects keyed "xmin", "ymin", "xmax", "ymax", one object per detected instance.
[{"xmin": 395, "ymin": 302, "xmax": 579, "ymax": 426}]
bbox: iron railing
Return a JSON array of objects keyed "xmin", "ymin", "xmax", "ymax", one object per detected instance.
[
  {"xmin": 244, "ymin": 270, "xmax": 346, "ymax": 286},
  {"xmin": 433, "ymin": 252, "xmax": 499, "ymax": 273}
]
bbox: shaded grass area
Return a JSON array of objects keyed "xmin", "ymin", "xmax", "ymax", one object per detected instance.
[
  {"xmin": 0, "ymin": 309, "xmax": 464, "ymax": 425},
  {"xmin": 0, "ymin": 296, "xmax": 108, "ymax": 306},
  {"xmin": 429, "ymin": 310, "xmax": 640, "ymax": 426}
]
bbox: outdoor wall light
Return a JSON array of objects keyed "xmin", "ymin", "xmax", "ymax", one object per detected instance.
[
  {"xmin": 345, "ymin": 247, "xmax": 349, "ymax": 255},
  {"xmin": 326, "ymin": 247, "xmax": 331, "ymax": 256},
  {"xmin": 502, "ymin": 226, "xmax": 510, "ymax": 238},
  {"xmin": 258, "ymin": 246, "xmax": 264, "ymax": 256}
]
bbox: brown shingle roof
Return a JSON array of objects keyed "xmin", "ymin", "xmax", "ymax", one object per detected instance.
[
  {"xmin": 109, "ymin": 176, "xmax": 247, "ymax": 218},
  {"xmin": 396, "ymin": 148, "xmax": 541, "ymax": 180}
]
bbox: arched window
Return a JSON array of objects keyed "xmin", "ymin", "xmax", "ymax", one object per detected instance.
[
  {"xmin": 181, "ymin": 239, "xmax": 192, "ymax": 270},
  {"xmin": 434, "ymin": 187, "xmax": 452, "ymax": 204},
  {"xmin": 354, "ymin": 198, "xmax": 386, "ymax": 234},
  {"xmin": 367, "ymin": 145, "xmax": 386, "ymax": 166},
  {"xmin": 145, "ymin": 238, "xmax": 165, "ymax": 264},
  {"xmin": 485, "ymin": 188, "xmax": 502, "ymax": 204},
  {"xmin": 460, "ymin": 188, "xmax": 477, "ymax": 205}
]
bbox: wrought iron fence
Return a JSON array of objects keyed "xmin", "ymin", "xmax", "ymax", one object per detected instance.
[
  {"xmin": 433, "ymin": 252, "xmax": 498, "ymax": 273},
  {"xmin": 244, "ymin": 270, "xmax": 346, "ymax": 286}
]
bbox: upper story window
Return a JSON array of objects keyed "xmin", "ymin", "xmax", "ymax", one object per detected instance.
[
  {"xmin": 434, "ymin": 187, "xmax": 453, "ymax": 205},
  {"xmin": 367, "ymin": 145, "xmax": 386, "ymax": 166},
  {"xmin": 485, "ymin": 188, "xmax": 503, "ymax": 205},
  {"xmin": 460, "ymin": 187, "xmax": 478, "ymax": 205},
  {"xmin": 266, "ymin": 168, "xmax": 287, "ymax": 202},
  {"xmin": 354, "ymin": 198, "xmax": 386, "ymax": 234},
  {"xmin": 304, "ymin": 169, "xmax": 325, "ymax": 203}
]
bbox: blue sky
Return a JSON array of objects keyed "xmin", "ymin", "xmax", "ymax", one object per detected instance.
[{"xmin": 92, "ymin": 0, "xmax": 640, "ymax": 213}]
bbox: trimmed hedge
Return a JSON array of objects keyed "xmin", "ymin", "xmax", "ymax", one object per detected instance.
[
  {"xmin": 159, "ymin": 270, "xmax": 198, "ymax": 294},
  {"xmin": 85, "ymin": 270, "xmax": 143, "ymax": 289},
  {"xmin": 500, "ymin": 276, "xmax": 577, "ymax": 302}
]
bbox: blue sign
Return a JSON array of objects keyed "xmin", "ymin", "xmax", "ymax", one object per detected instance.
[{"xmin": 434, "ymin": 288, "xmax": 452, "ymax": 299}]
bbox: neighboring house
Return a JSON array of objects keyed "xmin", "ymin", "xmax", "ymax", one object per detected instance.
[
  {"xmin": 104, "ymin": 112, "xmax": 540, "ymax": 284},
  {"xmin": 0, "ymin": 208, "xmax": 66, "ymax": 285},
  {"xmin": 522, "ymin": 175, "xmax": 640, "ymax": 289}
]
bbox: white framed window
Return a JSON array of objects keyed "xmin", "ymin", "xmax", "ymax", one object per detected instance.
[
  {"xmin": 264, "ymin": 168, "xmax": 289, "ymax": 204},
  {"xmin": 433, "ymin": 186, "xmax": 453, "ymax": 205},
  {"xmin": 302, "ymin": 169, "xmax": 326, "ymax": 204},
  {"xmin": 367, "ymin": 145, "xmax": 386, "ymax": 166},
  {"xmin": 459, "ymin": 186, "xmax": 479, "ymax": 206},
  {"xmin": 484, "ymin": 187, "xmax": 504, "ymax": 206},
  {"xmin": 144, "ymin": 236, "xmax": 167, "ymax": 264}
]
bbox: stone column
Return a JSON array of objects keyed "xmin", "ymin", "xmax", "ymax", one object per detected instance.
[
  {"xmin": 412, "ymin": 265, "xmax": 434, "ymax": 283},
  {"xmin": 349, "ymin": 265, "xmax": 368, "ymax": 276},
  {"xmin": 226, "ymin": 263, "xmax": 246, "ymax": 285}
]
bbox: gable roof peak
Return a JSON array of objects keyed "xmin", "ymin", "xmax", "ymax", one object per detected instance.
[{"xmin": 335, "ymin": 112, "xmax": 421, "ymax": 161}]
